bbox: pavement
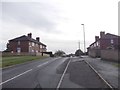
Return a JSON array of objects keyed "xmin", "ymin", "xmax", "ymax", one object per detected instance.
[
  {"xmin": 84, "ymin": 56, "xmax": 119, "ymax": 88},
  {"xmin": 1, "ymin": 56, "xmax": 117, "ymax": 89}
]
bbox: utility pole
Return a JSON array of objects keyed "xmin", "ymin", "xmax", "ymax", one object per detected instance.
[
  {"xmin": 78, "ymin": 41, "xmax": 80, "ymax": 49},
  {"xmin": 81, "ymin": 24, "xmax": 86, "ymax": 53}
]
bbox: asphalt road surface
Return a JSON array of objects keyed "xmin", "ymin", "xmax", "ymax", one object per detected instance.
[{"xmin": 1, "ymin": 57, "xmax": 111, "ymax": 89}]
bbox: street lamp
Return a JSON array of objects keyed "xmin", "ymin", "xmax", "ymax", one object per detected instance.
[{"xmin": 81, "ymin": 24, "xmax": 86, "ymax": 53}]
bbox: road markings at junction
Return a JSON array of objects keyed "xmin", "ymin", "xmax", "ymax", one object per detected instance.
[
  {"xmin": 0, "ymin": 69, "xmax": 33, "ymax": 85},
  {"xmin": 56, "ymin": 58, "xmax": 71, "ymax": 89}
]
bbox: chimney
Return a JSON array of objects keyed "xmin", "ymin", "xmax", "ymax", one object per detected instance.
[
  {"xmin": 36, "ymin": 37, "xmax": 40, "ymax": 42},
  {"xmin": 100, "ymin": 31, "xmax": 105, "ymax": 38},
  {"xmin": 28, "ymin": 33, "xmax": 32, "ymax": 38},
  {"xmin": 95, "ymin": 36, "xmax": 99, "ymax": 41}
]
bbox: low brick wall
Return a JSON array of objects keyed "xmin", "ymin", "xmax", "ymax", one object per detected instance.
[
  {"xmin": 101, "ymin": 50, "xmax": 119, "ymax": 62},
  {"xmin": 2, "ymin": 52, "xmax": 41, "ymax": 57},
  {"xmin": 36, "ymin": 52, "xmax": 49, "ymax": 56},
  {"xmin": 2, "ymin": 52, "xmax": 50, "ymax": 57},
  {"xmin": 88, "ymin": 49, "xmax": 100, "ymax": 58}
]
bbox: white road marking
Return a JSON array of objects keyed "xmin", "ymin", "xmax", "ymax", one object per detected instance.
[
  {"xmin": 84, "ymin": 60, "xmax": 114, "ymax": 89},
  {"xmin": 56, "ymin": 58, "xmax": 71, "ymax": 89},
  {"xmin": 0, "ymin": 69, "xmax": 32, "ymax": 85},
  {"xmin": 0, "ymin": 57, "xmax": 65, "ymax": 86},
  {"xmin": 0, "ymin": 57, "xmax": 61, "ymax": 86},
  {"xmin": 37, "ymin": 62, "xmax": 49, "ymax": 67},
  {"xmin": 37, "ymin": 57, "xmax": 62, "ymax": 68}
]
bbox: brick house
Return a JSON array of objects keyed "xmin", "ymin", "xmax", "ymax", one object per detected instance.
[
  {"xmin": 88, "ymin": 31, "xmax": 120, "ymax": 58},
  {"xmin": 6, "ymin": 33, "xmax": 47, "ymax": 54}
]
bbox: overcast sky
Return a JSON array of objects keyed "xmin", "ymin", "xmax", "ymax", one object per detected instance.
[{"xmin": 0, "ymin": 0, "xmax": 119, "ymax": 54}]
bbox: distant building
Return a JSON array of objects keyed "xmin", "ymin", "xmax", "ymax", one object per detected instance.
[
  {"xmin": 88, "ymin": 31, "xmax": 120, "ymax": 58},
  {"xmin": 75, "ymin": 49, "xmax": 83, "ymax": 56},
  {"xmin": 5, "ymin": 33, "xmax": 47, "ymax": 53}
]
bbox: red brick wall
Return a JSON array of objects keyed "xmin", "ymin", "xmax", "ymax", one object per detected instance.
[
  {"xmin": 88, "ymin": 49, "xmax": 100, "ymax": 58},
  {"xmin": 9, "ymin": 41, "xmax": 29, "ymax": 52},
  {"xmin": 101, "ymin": 50, "xmax": 119, "ymax": 62},
  {"xmin": 100, "ymin": 38, "xmax": 118, "ymax": 50},
  {"xmin": 9, "ymin": 41, "xmax": 46, "ymax": 53}
]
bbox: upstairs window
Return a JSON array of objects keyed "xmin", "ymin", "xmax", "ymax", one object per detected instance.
[
  {"xmin": 36, "ymin": 44, "xmax": 38, "ymax": 47},
  {"xmin": 29, "ymin": 42, "xmax": 31, "ymax": 46},
  {"xmin": 32, "ymin": 42, "xmax": 35, "ymax": 46},
  {"xmin": 18, "ymin": 41, "xmax": 20, "ymax": 45},
  {"xmin": 40, "ymin": 45, "xmax": 42, "ymax": 48},
  {"xmin": 111, "ymin": 39, "xmax": 114, "ymax": 44}
]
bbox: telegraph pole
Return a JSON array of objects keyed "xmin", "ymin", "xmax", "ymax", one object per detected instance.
[
  {"xmin": 78, "ymin": 41, "xmax": 80, "ymax": 49},
  {"xmin": 81, "ymin": 24, "xmax": 86, "ymax": 53}
]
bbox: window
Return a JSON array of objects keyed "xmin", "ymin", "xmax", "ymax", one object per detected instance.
[
  {"xmin": 40, "ymin": 45, "xmax": 42, "ymax": 48},
  {"xmin": 17, "ymin": 47, "xmax": 21, "ymax": 53},
  {"xmin": 32, "ymin": 49, "xmax": 34, "ymax": 52},
  {"xmin": 96, "ymin": 41, "xmax": 98, "ymax": 46},
  {"xmin": 36, "ymin": 44, "xmax": 38, "ymax": 47},
  {"xmin": 32, "ymin": 42, "xmax": 35, "ymax": 46},
  {"xmin": 111, "ymin": 39, "xmax": 114, "ymax": 44},
  {"xmin": 36, "ymin": 50, "xmax": 38, "ymax": 53},
  {"xmin": 94, "ymin": 43, "xmax": 96, "ymax": 47},
  {"xmin": 18, "ymin": 41, "xmax": 20, "ymax": 45},
  {"xmin": 29, "ymin": 42, "xmax": 31, "ymax": 46}
]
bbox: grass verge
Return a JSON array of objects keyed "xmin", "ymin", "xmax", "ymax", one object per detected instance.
[
  {"xmin": 113, "ymin": 63, "xmax": 120, "ymax": 67},
  {"xmin": 0, "ymin": 56, "xmax": 48, "ymax": 68}
]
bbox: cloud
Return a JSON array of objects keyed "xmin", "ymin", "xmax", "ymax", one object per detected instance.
[
  {"xmin": 2, "ymin": 2, "xmax": 61, "ymax": 33},
  {"xmin": 1, "ymin": 0, "xmax": 118, "ymax": 53}
]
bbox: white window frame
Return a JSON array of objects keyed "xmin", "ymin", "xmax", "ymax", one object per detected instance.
[
  {"xmin": 32, "ymin": 42, "xmax": 35, "ymax": 46},
  {"xmin": 111, "ymin": 39, "xmax": 114, "ymax": 44},
  {"xmin": 17, "ymin": 47, "xmax": 21, "ymax": 53}
]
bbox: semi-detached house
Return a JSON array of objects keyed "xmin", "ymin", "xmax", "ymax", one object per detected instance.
[
  {"xmin": 88, "ymin": 31, "xmax": 120, "ymax": 61},
  {"xmin": 7, "ymin": 33, "xmax": 47, "ymax": 54}
]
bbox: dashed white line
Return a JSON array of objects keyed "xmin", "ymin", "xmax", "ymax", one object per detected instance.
[
  {"xmin": 0, "ymin": 69, "xmax": 32, "ymax": 85},
  {"xmin": 37, "ymin": 57, "xmax": 62, "ymax": 68},
  {"xmin": 37, "ymin": 61, "xmax": 49, "ymax": 67},
  {"xmin": 56, "ymin": 58, "xmax": 71, "ymax": 89}
]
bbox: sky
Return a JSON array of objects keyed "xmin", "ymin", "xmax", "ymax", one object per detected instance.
[{"xmin": 0, "ymin": 0, "xmax": 119, "ymax": 54}]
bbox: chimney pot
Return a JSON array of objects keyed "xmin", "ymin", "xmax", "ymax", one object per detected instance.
[
  {"xmin": 100, "ymin": 31, "xmax": 105, "ymax": 38},
  {"xmin": 36, "ymin": 37, "xmax": 40, "ymax": 42},
  {"xmin": 95, "ymin": 36, "xmax": 99, "ymax": 41},
  {"xmin": 28, "ymin": 33, "xmax": 32, "ymax": 38}
]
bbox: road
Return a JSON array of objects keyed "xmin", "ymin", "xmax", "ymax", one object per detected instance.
[{"xmin": 1, "ymin": 57, "xmax": 112, "ymax": 89}]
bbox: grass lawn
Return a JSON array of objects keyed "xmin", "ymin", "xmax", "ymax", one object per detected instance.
[{"xmin": 0, "ymin": 56, "xmax": 48, "ymax": 68}]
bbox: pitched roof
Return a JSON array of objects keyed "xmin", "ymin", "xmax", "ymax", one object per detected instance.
[
  {"xmin": 89, "ymin": 33, "xmax": 119, "ymax": 46},
  {"xmin": 9, "ymin": 35, "xmax": 46, "ymax": 46},
  {"xmin": 103, "ymin": 33, "xmax": 120, "ymax": 38}
]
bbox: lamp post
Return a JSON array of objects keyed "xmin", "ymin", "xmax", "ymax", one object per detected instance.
[{"xmin": 81, "ymin": 24, "xmax": 86, "ymax": 53}]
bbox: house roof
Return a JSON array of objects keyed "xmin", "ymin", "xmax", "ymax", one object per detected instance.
[
  {"xmin": 89, "ymin": 33, "xmax": 119, "ymax": 47},
  {"xmin": 103, "ymin": 33, "xmax": 120, "ymax": 39},
  {"xmin": 9, "ymin": 35, "xmax": 46, "ymax": 46}
]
